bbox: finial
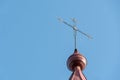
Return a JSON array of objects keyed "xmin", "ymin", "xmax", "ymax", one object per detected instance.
[{"xmin": 58, "ymin": 17, "xmax": 91, "ymax": 80}]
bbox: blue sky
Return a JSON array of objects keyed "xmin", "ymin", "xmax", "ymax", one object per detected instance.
[{"xmin": 0, "ymin": 0, "xmax": 120, "ymax": 80}]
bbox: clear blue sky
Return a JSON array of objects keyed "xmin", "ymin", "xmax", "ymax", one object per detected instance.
[{"xmin": 0, "ymin": 0, "xmax": 120, "ymax": 80}]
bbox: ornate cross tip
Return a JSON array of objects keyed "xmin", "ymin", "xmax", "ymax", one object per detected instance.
[
  {"xmin": 57, "ymin": 17, "xmax": 63, "ymax": 22},
  {"xmin": 70, "ymin": 18, "xmax": 78, "ymax": 24}
]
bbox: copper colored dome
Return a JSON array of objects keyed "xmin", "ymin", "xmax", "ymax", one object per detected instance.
[{"xmin": 67, "ymin": 49, "xmax": 87, "ymax": 72}]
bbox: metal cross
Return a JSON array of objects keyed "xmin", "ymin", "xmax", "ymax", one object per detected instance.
[{"xmin": 58, "ymin": 17, "xmax": 93, "ymax": 49}]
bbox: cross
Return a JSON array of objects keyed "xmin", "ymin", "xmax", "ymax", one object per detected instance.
[{"xmin": 58, "ymin": 17, "xmax": 93, "ymax": 49}]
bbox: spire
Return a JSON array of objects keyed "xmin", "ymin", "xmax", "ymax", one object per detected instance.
[{"xmin": 67, "ymin": 49, "xmax": 87, "ymax": 80}]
